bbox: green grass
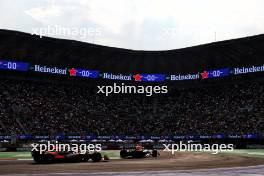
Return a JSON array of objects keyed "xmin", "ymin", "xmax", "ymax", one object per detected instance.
[
  {"xmin": 100, "ymin": 150, "xmax": 120, "ymax": 158},
  {"xmin": 219, "ymin": 149, "xmax": 264, "ymax": 158},
  {"xmin": 0, "ymin": 151, "xmax": 31, "ymax": 159}
]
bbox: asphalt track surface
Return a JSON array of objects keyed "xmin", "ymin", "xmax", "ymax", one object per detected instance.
[{"xmin": 0, "ymin": 152, "xmax": 264, "ymax": 176}]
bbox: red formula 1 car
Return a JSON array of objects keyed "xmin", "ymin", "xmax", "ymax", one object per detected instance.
[
  {"xmin": 32, "ymin": 150, "xmax": 103, "ymax": 163},
  {"xmin": 120, "ymin": 144, "xmax": 159, "ymax": 159}
]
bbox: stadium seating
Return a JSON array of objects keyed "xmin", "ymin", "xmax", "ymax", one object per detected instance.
[{"xmin": 0, "ymin": 78, "xmax": 263, "ymax": 136}]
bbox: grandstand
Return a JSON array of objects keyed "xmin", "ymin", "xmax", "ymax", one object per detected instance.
[
  {"xmin": 0, "ymin": 29, "xmax": 263, "ymax": 144},
  {"xmin": 0, "ymin": 78, "xmax": 263, "ymax": 137}
]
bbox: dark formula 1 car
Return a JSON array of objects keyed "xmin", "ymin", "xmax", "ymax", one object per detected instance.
[
  {"xmin": 32, "ymin": 150, "xmax": 103, "ymax": 163},
  {"xmin": 120, "ymin": 148, "xmax": 159, "ymax": 159}
]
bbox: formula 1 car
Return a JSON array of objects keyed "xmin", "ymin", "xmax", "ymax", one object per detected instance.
[
  {"xmin": 32, "ymin": 150, "xmax": 103, "ymax": 163},
  {"xmin": 120, "ymin": 145, "xmax": 159, "ymax": 159}
]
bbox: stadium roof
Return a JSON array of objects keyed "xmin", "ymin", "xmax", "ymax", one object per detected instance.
[{"xmin": 0, "ymin": 29, "xmax": 264, "ymax": 74}]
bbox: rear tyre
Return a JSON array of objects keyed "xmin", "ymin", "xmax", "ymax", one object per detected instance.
[
  {"xmin": 33, "ymin": 155, "xmax": 42, "ymax": 163},
  {"xmin": 45, "ymin": 154, "xmax": 54, "ymax": 163},
  {"xmin": 120, "ymin": 149, "xmax": 128, "ymax": 158},
  {"xmin": 66, "ymin": 153, "xmax": 81, "ymax": 163},
  {"xmin": 73, "ymin": 155, "xmax": 81, "ymax": 163},
  {"xmin": 81, "ymin": 155, "xmax": 89, "ymax": 162},
  {"xmin": 152, "ymin": 149, "xmax": 158, "ymax": 157},
  {"xmin": 91, "ymin": 152, "xmax": 102, "ymax": 162}
]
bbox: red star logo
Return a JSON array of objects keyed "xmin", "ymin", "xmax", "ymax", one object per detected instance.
[
  {"xmin": 133, "ymin": 74, "xmax": 142, "ymax": 81},
  {"xmin": 201, "ymin": 71, "xmax": 209, "ymax": 79},
  {"xmin": 69, "ymin": 68, "xmax": 77, "ymax": 76}
]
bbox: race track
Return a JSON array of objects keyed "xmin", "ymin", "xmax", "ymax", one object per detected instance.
[{"xmin": 0, "ymin": 152, "xmax": 264, "ymax": 176}]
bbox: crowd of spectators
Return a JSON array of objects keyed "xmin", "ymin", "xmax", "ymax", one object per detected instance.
[{"xmin": 0, "ymin": 78, "xmax": 263, "ymax": 136}]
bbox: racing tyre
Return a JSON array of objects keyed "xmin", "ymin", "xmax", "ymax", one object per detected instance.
[
  {"xmin": 45, "ymin": 154, "xmax": 55, "ymax": 163},
  {"xmin": 81, "ymin": 155, "xmax": 89, "ymax": 162},
  {"xmin": 152, "ymin": 149, "xmax": 158, "ymax": 157},
  {"xmin": 33, "ymin": 155, "xmax": 42, "ymax": 163},
  {"xmin": 73, "ymin": 155, "xmax": 81, "ymax": 163},
  {"xmin": 120, "ymin": 149, "xmax": 128, "ymax": 158},
  {"xmin": 91, "ymin": 152, "xmax": 102, "ymax": 162}
]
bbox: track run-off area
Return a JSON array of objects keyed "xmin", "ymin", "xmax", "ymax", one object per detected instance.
[{"xmin": 0, "ymin": 150, "xmax": 263, "ymax": 176}]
